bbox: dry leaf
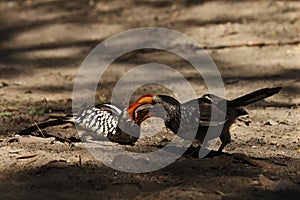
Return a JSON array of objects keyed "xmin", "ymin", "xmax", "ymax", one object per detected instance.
[{"xmin": 259, "ymin": 174, "xmax": 294, "ymax": 191}]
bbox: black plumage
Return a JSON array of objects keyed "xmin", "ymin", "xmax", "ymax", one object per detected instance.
[{"xmin": 135, "ymin": 87, "xmax": 282, "ymax": 152}]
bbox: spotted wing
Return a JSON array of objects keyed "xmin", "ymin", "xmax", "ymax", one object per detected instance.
[
  {"xmin": 75, "ymin": 104, "xmax": 121, "ymax": 137},
  {"xmin": 181, "ymin": 97, "xmax": 226, "ymax": 128}
]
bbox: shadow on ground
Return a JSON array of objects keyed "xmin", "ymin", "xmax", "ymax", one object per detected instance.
[{"xmin": 1, "ymin": 154, "xmax": 299, "ymax": 199}]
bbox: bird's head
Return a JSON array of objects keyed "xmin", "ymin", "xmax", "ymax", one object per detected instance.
[
  {"xmin": 115, "ymin": 102, "xmax": 153, "ymax": 142},
  {"xmin": 135, "ymin": 94, "xmax": 180, "ymax": 106},
  {"xmin": 133, "ymin": 94, "xmax": 180, "ymax": 124},
  {"xmin": 117, "ymin": 101, "xmax": 154, "ymax": 130}
]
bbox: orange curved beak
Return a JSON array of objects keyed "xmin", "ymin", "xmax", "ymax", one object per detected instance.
[
  {"xmin": 127, "ymin": 102, "xmax": 152, "ymax": 125},
  {"xmin": 135, "ymin": 94, "xmax": 154, "ymax": 104},
  {"xmin": 128, "ymin": 102, "xmax": 143, "ymax": 119},
  {"xmin": 127, "ymin": 94, "xmax": 155, "ymax": 125}
]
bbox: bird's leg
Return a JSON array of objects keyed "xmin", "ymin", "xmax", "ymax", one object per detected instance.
[{"xmin": 218, "ymin": 130, "xmax": 231, "ymax": 152}]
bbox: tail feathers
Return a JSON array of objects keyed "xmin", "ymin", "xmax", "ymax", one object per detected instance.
[
  {"xmin": 17, "ymin": 115, "xmax": 75, "ymax": 135},
  {"xmin": 228, "ymin": 87, "xmax": 282, "ymax": 107}
]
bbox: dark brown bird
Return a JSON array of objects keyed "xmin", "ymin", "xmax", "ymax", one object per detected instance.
[
  {"xmin": 17, "ymin": 102, "xmax": 148, "ymax": 145},
  {"xmin": 134, "ymin": 87, "xmax": 282, "ymax": 152}
]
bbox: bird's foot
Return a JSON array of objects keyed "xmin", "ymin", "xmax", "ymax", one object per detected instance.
[{"xmin": 204, "ymin": 150, "xmax": 231, "ymax": 158}]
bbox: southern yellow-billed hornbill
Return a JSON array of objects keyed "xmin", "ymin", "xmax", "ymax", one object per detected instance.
[
  {"xmin": 17, "ymin": 102, "xmax": 148, "ymax": 144},
  {"xmin": 135, "ymin": 87, "xmax": 282, "ymax": 152}
]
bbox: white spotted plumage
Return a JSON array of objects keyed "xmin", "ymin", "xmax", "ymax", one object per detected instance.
[
  {"xmin": 75, "ymin": 104, "xmax": 121, "ymax": 137},
  {"xmin": 18, "ymin": 102, "xmax": 140, "ymax": 145}
]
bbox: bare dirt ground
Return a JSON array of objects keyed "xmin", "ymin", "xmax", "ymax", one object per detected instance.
[{"xmin": 0, "ymin": 0, "xmax": 299, "ymax": 199}]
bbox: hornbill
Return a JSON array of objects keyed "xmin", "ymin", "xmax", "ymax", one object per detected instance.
[
  {"xmin": 17, "ymin": 102, "xmax": 149, "ymax": 145},
  {"xmin": 134, "ymin": 87, "xmax": 282, "ymax": 152}
]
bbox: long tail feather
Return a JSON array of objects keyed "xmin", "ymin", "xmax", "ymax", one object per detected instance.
[
  {"xmin": 228, "ymin": 87, "xmax": 282, "ymax": 107},
  {"xmin": 16, "ymin": 116, "xmax": 74, "ymax": 135}
]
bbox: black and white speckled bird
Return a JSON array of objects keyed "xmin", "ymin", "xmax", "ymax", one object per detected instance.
[
  {"xmin": 134, "ymin": 87, "xmax": 282, "ymax": 152},
  {"xmin": 17, "ymin": 102, "xmax": 149, "ymax": 145}
]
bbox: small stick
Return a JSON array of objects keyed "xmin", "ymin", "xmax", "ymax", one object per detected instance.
[
  {"xmin": 16, "ymin": 153, "xmax": 38, "ymax": 160},
  {"xmin": 233, "ymin": 153, "xmax": 277, "ymax": 169},
  {"xmin": 79, "ymin": 154, "xmax": 82, "ymax": 166},
  {"xmin": 34, "ymin": 122, "xmax": 45, "ymax": 138},
  {"xmin": 204, "ymin": 40, "xmax": 300, "ymax": 50}
]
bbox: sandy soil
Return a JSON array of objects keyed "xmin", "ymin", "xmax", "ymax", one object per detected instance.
[{"xmin": 0, "ymin": 0, "xmax": 299, "ymax": 199}]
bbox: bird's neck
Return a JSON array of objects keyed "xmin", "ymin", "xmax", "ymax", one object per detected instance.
[{"xmin": 164, "ymin": 104, "xmax": 181, "ymax": 133}]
